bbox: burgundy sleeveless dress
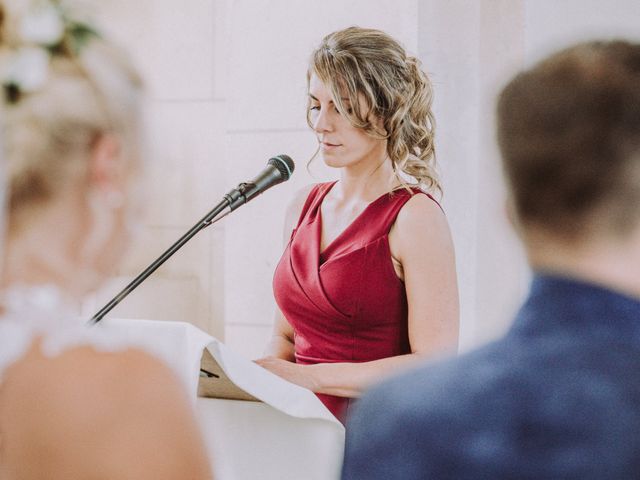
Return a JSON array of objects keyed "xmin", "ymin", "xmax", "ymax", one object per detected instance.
[{"xmin": 273, "ymin": 181, "xmax": 437, "ymax": 423}]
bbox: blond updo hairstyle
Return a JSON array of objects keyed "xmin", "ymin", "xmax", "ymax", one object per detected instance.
[
  {"xmin": 307, "ymin": 26, "xmax": 440, "ymax": 194},
  {"xmin": 0, "ymin": 0, "xmax": 144, "ymax": 227}
]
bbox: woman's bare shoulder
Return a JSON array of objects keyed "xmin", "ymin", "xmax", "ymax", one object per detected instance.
[
  {"xmin": 396, "ymin": 192, "xmax": 449, "ymax": 235},
  {"xmin": 1, "ymin": 343, "xmax": 212, "ymax": 479},
  {"xmin": 286, "ymin": 184, "xmax": 317, "ymax": 218},
  {"xmin": 390, "ymin": 191, "xmax": 454, "ymax": 262},
  {"xmin": 282, "ymin": 183, "xmax": 319, "ymax": 240},
  {"xmin": 3, "ymin": 341, "xmax": 182, "ymax": 408}
]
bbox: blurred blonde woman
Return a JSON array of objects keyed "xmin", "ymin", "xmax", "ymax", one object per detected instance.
[
  {"xmin": 0, "ymin": 1, "xmax": 212, "ymax": 478},
  {"xmin": 257, "ymin": 27, "xmax": 459, "ymax": 423}
]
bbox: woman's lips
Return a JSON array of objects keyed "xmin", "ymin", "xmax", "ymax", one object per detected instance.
[{"xmin": 321, "ymin": 141, "xmax": 341, "ymax": 151}]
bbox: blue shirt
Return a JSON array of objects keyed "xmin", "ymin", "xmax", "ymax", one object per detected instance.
[{"xmin": 342, "ymin": 274, "xmax": 640, "ymax": 479}]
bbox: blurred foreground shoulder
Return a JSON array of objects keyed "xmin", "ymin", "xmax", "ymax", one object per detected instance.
[
  {"xmin": 342, "ymin": 344, "xmax": 510, "ymax": 480},
  {"xmin": 1, "ymin": 343, "xmax": 213, "ymax": 480},
  {"xmin": 342, "ymin": 359, "xmax": 454, "ymax": 480}
]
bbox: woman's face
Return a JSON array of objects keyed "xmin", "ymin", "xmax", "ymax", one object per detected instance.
[
  {"xmin": 308, "ymin": 74, "xmax": 387, "ymax": 170},
  {"xmin": 77, "ymin": 136, "xmax": 144, "ymax": 294}
]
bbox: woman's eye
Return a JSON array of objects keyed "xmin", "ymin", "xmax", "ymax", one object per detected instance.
[{"xmin": 310, "ymin": 105, "xmax": 320, "ymax": 111}]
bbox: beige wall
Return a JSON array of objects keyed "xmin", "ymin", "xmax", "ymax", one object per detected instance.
[
  {"xmin": 83, "ymin": 0, "xmax": 640, "ymax": 358},
  {"xmin": 418, "ymin": 1, "xmax": 529, "ymax": 350},
  {"xmin": 84, "ymin": 0, "xmax": 227, "ymax": 338}
]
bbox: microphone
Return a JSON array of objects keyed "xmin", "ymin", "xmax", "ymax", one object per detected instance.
[
  {"xmin": 224, "ymin": 154, "xmax": 295, "ymax": 211},
  {"xmin": 90, "ymin": 154, "xmax": 295, "ymax": 324}
]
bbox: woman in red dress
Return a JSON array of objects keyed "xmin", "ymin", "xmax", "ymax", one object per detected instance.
[{"xmin": 256, "ymin": 27, "xmax": 459, "ymax": 423}]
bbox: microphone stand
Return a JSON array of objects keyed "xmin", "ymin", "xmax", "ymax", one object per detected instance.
[{"xmin": 89, "ymin": 182, "xmax": 254, "ymax": 324}]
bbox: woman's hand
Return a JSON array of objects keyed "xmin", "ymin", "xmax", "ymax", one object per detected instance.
[
  {"xmin": 256, "ymin": 355, "xmax": 426, "ymax": 398},
  {"xmin": 255, "ymin": 356, "xmax": 317, "ymax": 391}
]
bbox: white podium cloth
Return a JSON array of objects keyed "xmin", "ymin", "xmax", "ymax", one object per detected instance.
[{"xmin": 99, "ymin": 319, "xmax": 345, "ymax": 480}]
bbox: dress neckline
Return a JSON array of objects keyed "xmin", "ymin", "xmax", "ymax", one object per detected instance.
[
  {"xmin": 0, "ymin": 284, "xmax": 79, "ymax": 327},
  {"xmin": 316, "ymin": 181, "xmax": 411, "ymax": 263}
]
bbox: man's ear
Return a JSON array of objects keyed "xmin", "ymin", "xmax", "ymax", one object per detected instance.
[
  {"xmin": 88, "ymin": 134, "xmax": 123, "ymax": 192},
  {"xmin": 505, "ymin": 195, "xmax": 522, "ymax": 234}
]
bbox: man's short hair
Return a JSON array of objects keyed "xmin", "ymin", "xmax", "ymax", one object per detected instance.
[{"xmin": 497, "ymin": 40, "xmax": 640, "ymax": 240}]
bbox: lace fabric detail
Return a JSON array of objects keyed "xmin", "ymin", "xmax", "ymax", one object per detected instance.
[
  {"xmin": 0, "ymin": 284, "xmax": 143, "ymax": 383},
  {"xmin": 0, "ymin": 322, "xmax": 33, "ymax": 382}
]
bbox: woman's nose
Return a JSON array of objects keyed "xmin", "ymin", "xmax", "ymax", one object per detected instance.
[{"xmin": 313, "ymin": 107, "xmax": 333, "ymax": 134}]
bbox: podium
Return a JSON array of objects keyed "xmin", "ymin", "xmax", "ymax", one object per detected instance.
[{"xmin": 98, "ymin": 319, "xmax": 345, "ymax": 480}]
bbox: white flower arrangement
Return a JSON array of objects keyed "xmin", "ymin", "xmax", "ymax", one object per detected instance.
[
  {"xmin": 1, "ymin": 0, "xmax": 98, "ymax": 104},
  {"xmin": 2, "ymin": 46, "xmax": 50, "ymax": 94},
  {"xmin": 19, "ymin": 3, "xmax": 65, "ymax": 46}
]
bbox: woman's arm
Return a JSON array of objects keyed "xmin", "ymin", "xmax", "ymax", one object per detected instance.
[
  {"xmin": 263, "ymin": 309, "xmax": 296, "ymax": 361},
  {"xmin": 257, "ymin": 193, "xmax": 459, "ymax": 397},
  {"xmin": 1, "ymin": 344, "xmax": 213, "ymax": 480},
  {"xmin": 392, "ymin": 193, "xmax": 460, "ymax": 357}
]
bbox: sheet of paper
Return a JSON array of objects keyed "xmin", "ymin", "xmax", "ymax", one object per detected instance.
[
  {"xmin": 101, "ymin": 318, "xmax": 343, "ymax": 429},
  {"xmin": 200, "ymin": 337, "xmax": 342, "ymax": 427}
]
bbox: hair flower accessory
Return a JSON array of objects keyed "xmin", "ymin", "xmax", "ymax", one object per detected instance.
[
  {"xmin": 2, "ymin": 46, "xmax": 50, "ymax": 100},
  {"xmin": 19, "ymin": 3, "xmax": 65, "ymax": 46},
  {"xmin": 1, "ymin": 0, "xmax": 99, "ymax": 104}
]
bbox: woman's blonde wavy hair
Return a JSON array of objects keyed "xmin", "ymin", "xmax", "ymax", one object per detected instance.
[
  {"xmin": 0, "ymin": 0, "xmax": 144, "ymax": 225},
  {"xmin": 307, "ymin": 26, "xmax": 440, "ymax": 195}
]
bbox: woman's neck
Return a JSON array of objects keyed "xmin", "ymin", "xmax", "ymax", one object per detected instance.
[
  {"xmin": 1, "ymin": 205, "xmax": 91, "ymax": 302},
  {"xmin": 336, "ymin": 154, "xmax": 397, "ymax": 203}
]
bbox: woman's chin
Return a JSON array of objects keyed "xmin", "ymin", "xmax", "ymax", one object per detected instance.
[{"xmin": 321, "ymin": 152, "xmax": 348, "ymax": 169}]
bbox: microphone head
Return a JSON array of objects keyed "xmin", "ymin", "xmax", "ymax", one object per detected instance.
[{"xmin": 268, "ymin": 154, "xmax": 295, "ymax": 180}]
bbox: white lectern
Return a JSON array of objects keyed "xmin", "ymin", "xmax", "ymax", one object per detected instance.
[{"xmin": 99, "ymin": 319, "xmax": 345, "ymax": 480}]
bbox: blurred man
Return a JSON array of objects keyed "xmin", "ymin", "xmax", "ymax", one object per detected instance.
[{"xmin": 342, "ymin": 40, "xmax": 640, "ymax": 479}]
